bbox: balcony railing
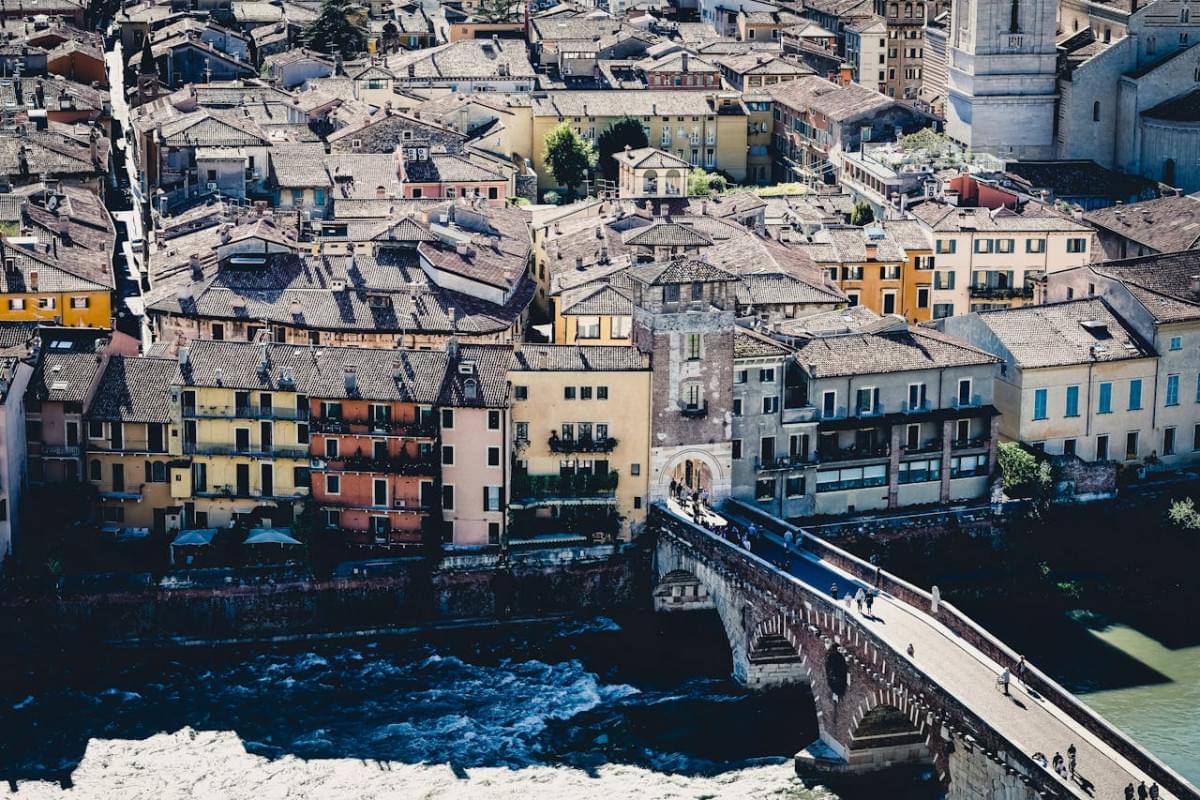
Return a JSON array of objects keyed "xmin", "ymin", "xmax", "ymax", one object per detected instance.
[
  {"xmin": 511, "ymin": 471, "xmax": 619, "ymax": 501},
  {"xmin": 951, "ymin": 435, "xmax": 989, "ymax": 451},
  {"xmin": 193, "ymin": 485, "xmax": 309, "ymax": 500},
  {"xmin": 680, "ymin": 401, "xmax": 708, "ymax": 419},
  {"xmin": 817, "ymin": 442, "xmax": 890, "ymax": 463},
  {"xmin": 32, "ymin": 443, "xmax": 81, "ymax": 457},
  {"xmin": 547, "ymin": 434, "xmax": 618, "ymax": 453},
  {"xmin": 902, "ymin": 438, "xmax": 942, "ymax": 455},
  {"xmin": 183, "ymin": 405, "xmax": 310, "ymax": 421},
  {"xmin": 309, "ymin": 417, "xmax": 438, "ymax": 437},
  {"xmin": 755, "ymin": 454, "xmax": 815, "ymax": 472},
  {"xmin": 781, "ymin": 405, "xmax": 817, "ymax": 424},
  {"xmin": 968, "ymin": 286, "xmax": 1033, "ymax": 300},
  {"xmin": 183, "ymin": 443, "xmax": 310, "ymax": 458},
  {"xmin": 952, "ymin": 394, "xmax": 983, "ymax": 409},
  {"xmin": 323, "ymin": 453, "xmax": 438, "ymax": 475}
]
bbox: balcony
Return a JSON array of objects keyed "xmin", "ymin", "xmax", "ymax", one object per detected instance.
[
  {"xmin": 902, "ymin": 438, "xmax": 942, "ymax": 455},
  {"xmin": 968, "ymin": 286, "xmax": 1033, "ymax": 300},
  {"xmin": 680, "ymin": 401, "xmax": 708, "ymax": 419},
  {"xmin": 781, "ymin": 405, "xmax": 817, "ymax": 424},
  {"xmin": 183, "ymin": 405, "xmax": 310, "ymax": 421},
  {"xmin": 755, "ymin": 454, "xmax": 814, "ymax": 472},
  {"xmin": 547, "ymin": 434, "xmax": 618, "ymax": 453},
  {"xmin": 193, "ymin": 485, "xmax": 308, "ymax": 500},
  {"xmin": 510, "ymin": 471, "xmax": 619, "ymax": 504},
  {"xmin": 951, "ymin": 394, "xmax": 983, "ymax": 409},
  {"xmin": 951, "ymin": 435, "xmax": 989, "ymax": 451},
  {"xmin": 323, "ymin": 453, "xmax": 438, "ymax": 475},
  {"xmin": 320, "ymin": 497, "xmax": 429, "ymax": 513},
  {"xmin": 183, "ymin": 443, "xmax": 310, "ymax": 458},
  {"xmin": 309, "ymin": 417, "xmax": 438, "ymax": 437},
  {"xmin": 817, "ymin": 442, "xmax": 890, "ymax": 463},
  {"xmin": 32, "ymin": 443, "xmax": 81, "ymax": 458}
]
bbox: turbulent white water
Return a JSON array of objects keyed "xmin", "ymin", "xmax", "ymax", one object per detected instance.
[{"xmin": 4, "ymin": 728, "xmax": 827, "ymax": 799}]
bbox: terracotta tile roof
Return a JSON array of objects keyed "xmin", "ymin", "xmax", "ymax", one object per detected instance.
[
  {"xmin": 88, "ymin": 356, "xmax": 177, "ymax": 422},
  {"xmin": 511, "ymin": 344, "xmax": 647, "ymax": 371},
  {"xmin": 970, "ymin": 298, "xmax": 1152, "ymax": 368}
]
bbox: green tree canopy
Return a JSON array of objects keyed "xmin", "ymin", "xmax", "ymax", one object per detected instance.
[
  {"xmin": 850, "ymin": 200, "xmax": 875, "ymax": 226},
  {"xmin": 595, "ymin": 118, "xmax": 649, "ymax": 183},
  {"xmin": 302, "ymin": 0, "xmax": 369, "ymax": 58},
  {"xmin": 687, "ymin": 168, "xmax": 727, "ymax": 196},
  {"xmin": 543, "ymin": 122, "xmax": 594, "ymax": 200}
]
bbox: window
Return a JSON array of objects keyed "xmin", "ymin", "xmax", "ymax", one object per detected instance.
[
  {"xmin": 630, "ymin": 463, "xmax": 640, "ymax": 475},
  {"xmin": 1098, "ymin": 382, "xmax": 1112, "ymax": 413},
  {"xmin": 755, "ymin": 478, "xmax": 774, "ymax": 501},
  {"xmin": 325, "ymin": 474, "xmax": 340, "ymax": 495},
  {"xmin": 611, "ymin": 316, "xmax": 631, "ymax": 339},
  {"xmin": 974, "ymin": 239, "xmax": 994, "ymax": 254},
  {"xmin": 514, "ymin": 385, "xmax": 528, "ymax": 401},
  {"xmin": 442, "ymin": 445, "xmax": 454, "ymax": 465},
  {"xmin": 580, "ymin": 386, "xmax": 593, "ymax": 400},
  {"xmin": 995, "ymin": 239, "xmax": 1014, "ymax": 254},
  {"xmin": 732, "ymin": 439, "xmax": 742, "ymax": 460},
  {"xmin": 484, "ymin": 486, "xmax": 502, "ymax": 512},
  {"xmin": 664, "ymin": 285, "xmax": 680, "ymax": 303},
  {"xmin": 89, "ymin": 459, "xmax": 101, "ymax": 481},
  {"xmin": 1170, "ymin": 336, "xmax": 1182, "ymax": 351},
  {"xmin": 1097, "ymin": 434, "xmax": 1110, "ymax": 461},
  {"xmin": 1065, "ymin": 385, "xmax": 1079, "ymax": 417},
  {"xmin": 442, "ymin": 484, "xmax": 455, "ymax": 510},
  {"xmin": 1062, "ymin": 438, "xmax": 1076, "ymax": 456},
  {"xmin": 1129, "ymin": 379, "xmax": 1142, "ymax": 410},
  {"xmin": 759, "ymin": 368, "xmax": 775, "ymax": 383},
  {"xmin": 323, "ymin": 401, "xmax": 342, "ymax": 419},
  {"xmin": 898, "ymin": 458, "xmax": 941, "ymax": 483},
  {"xmin": 907, "ymin": 383, "xmax": 927, "ymax": 411},
  {"xmin": 88, "ymin": 420, "xmax": 104, "ymax": 438},
  {"xmin": 297, "ymin": 423, "xmax": 309, "ymax": 444},
  {"xmin": 576, "ymin": 316, "xmax": 601, "ymax": 339},
  {"xmin": 325, "ymin": 438, "xmax": 339, "ymax": 458},
  {"xmin": 762, "ymin": 396, "xmax": 779, "ymax": 414},
  {"xmin": 38, "ymin": 297, "xmax": 55, "ymax": 310},
  {"xmin": 1125, "ymin": 431, "xmax": 1139, "ymax": 460},
  {"xmin": 441, "ymin": 408, "xmax": 454, "ymax": 429},
  {"xmin": 957, "ymin": 379, "xmax": 973, "ymax": 406},
  {"xmin": 735, "ymin": 369, "xmax": 748, "ymax": 385},
  {"xmin": 488, "ymin": 446, "xmax": 500, "ymax": 467},
  {"xmin": 934, "ymin": 271, "xmax": 955, "ymax": 290},
  {"xmin": 1033, "ymin": 388, "xmax": 1048, "ymax": 420},
  {"xmin": 785, "ymin": 475, "xmax": 805, "ymax": 497},
  {"xmin": 71, "ymin": 296, "xmax": 89, "ymax": 309},
  {"xmin": 1164, "ymin": 427, "xmax": 1176, "ymax": 456},
  {"xmin": 597, "ymin": 386, "xmax": 608, "ymax": 400},
  {"xmin": 8, "ymin": 299, "xmax": 23, "ymax": 310},
  {"xmin": 732, "ymin": 398, "xmax": 742, "ymax": 416},
  {"xmin": 1026, "ymin": 239, "xmax": 1046, "ymax": 253},
  {"xmin": 516, "ymin": 422, "xmax": 529, "ymax": 442},
  {"xmin": 822, "ymin": 391, "xmax": 836, "ymax": 418},
  {"xmin": 685, "ymin": 334, "xmax": 702, "ymax": 361},
  {"xmin": 564, "ymin": 386, "xmax": 576, "ymax": 400},
  {"xmin": 1067, "ymin": 238, "xmax": 1088, "ymax": 253},
  {"xmin": 917, "ymin": 286, "xmax": 930, "ymax": 308},
  {"xmin": 950, "ymin": 454, "xmax": 988, "ymax": 478},
  {"xmin": 488, "ymin": 410, "xmax": 501, "ymax": 430},
  {"xmin": 1093, "ymin": 101, "xmax": 1101, "ymax": 122},
  {"xmin": 816, "ymin": 464, "xmax": 887, "ymax": 492}
]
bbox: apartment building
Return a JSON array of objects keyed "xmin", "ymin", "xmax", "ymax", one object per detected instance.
[
  {"xmin": 940, "ymin": 299, "xmax": 1158, "ymax": 463},
  {"xmin": 733, "ymin": 311, "xmax": 999, "ymax": 518},
  {"xmin": 508, "ymin": 345, "xmax": 651, "ymax": 542},
  {"xmin": 908, "ymin": 199, "xmax": 1094, "ymax": 319},
  {"xmin": 792, "ymin": 225, "xmax": 908, "ymax": 316},
  {"xmin": 1044, "ymin": 251, "xmax": 1200, "ymax": 467}
]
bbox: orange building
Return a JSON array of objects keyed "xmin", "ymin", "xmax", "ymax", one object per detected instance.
[
  {"xmin": 307, "ymin": 358, "xmax": 443, "ymax": 549},
  {"xmin": 883, "ymin": 219, "xmax": 935, "ymax": 324},
  {"xmin": 793, "ymin": 225, "xmax": 908, "ymax": 316}
]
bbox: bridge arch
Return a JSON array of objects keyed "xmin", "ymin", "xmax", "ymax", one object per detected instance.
[{"xmin": 658, "ymin": 448, "xmax": 727, "ymax": 503}]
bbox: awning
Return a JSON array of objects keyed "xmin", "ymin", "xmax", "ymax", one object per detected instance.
[
  {"xmin": 171, "ymin": 529, "xmax": 218, "ymax": 546},
  {"xmin": 244, "ymin": 528, "xmax": 302, "ymax": 546}
]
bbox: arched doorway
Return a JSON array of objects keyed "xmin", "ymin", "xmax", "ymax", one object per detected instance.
[{"xmin": 656, "ymin": 447, "xmax": 729, "ymax": 504}]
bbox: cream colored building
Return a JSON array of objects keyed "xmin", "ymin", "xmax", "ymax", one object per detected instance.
[
  {"xmin": 941, "ymin": 298, "xmax": 1159, "ymax": 463},
  {"xmin": 508, "ymin": 345, "xmax": 651, "ymax": 541}
]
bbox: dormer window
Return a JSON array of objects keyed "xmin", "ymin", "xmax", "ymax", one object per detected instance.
[{"xmin": 464, "ymin": 378, "xmax": 478, "ymax": 401}]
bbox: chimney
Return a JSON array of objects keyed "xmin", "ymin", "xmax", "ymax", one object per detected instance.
[
  {"xmin": 681, "ymin": 52, "xmax": 688, "ymax": 72},
  {"xmin": 447, "ymin": 305, "xmax": 456, "ymax": 323},
  {"xmin": 1190, "ymin": 274, "xmax": 1200, "ymax": 294},
  {"xmin": 178, "ymin": 345, "xmax": 190, "ymax": 367},
  {"xmin": 189, "ymin": 253, "xmax": 202, "ymax": 279},
  {"xmin": 445, "ymin": 336, "xmax": 459, "ymax": 359},
  {"xmin": 289, "ymin": 299, "xmax": 302, "ymax": 316},
  {"xmin": 343, "ymin": 365, "xmax": 358, "ymax": 393},
  {"xmin": 29, "ymin": 269, "xmax": 38, "ymax": 290},
  {"xmin": 575, "ymin": 255, "xmax": 584, "ymax": 270},
  {"xmin": 658, "ymin": 203, "xmax": 669, "ymax": 219}
]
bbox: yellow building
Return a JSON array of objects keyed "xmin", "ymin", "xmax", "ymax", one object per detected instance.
[
  {"xmin": 1, "ymin": 242, "xmax": 113, "ymax": 328},
  {"xmin": 530, "ymin": 91, "xmax": 750, "ymax": 193},
  {"xmin": 172, "ymin": 342, "xmax": 311, "ymax": 529},
  {"xmin": 793, "ymin": 226, "xmax": 910, "ymax": 317},
  {"xmin": 508, "ymin": 345, "xmax": 651, "ymax": 541},
  {"xmin": 883, "ymin": 219, "xmax": 935, "ymax": 324},
  {"xmin": 86, "ymin": 356, "xmax": 183, "ymax": 536},
  {"xmin": 552, "ymin": 284, "xmax": 635, "ymax": 346}
]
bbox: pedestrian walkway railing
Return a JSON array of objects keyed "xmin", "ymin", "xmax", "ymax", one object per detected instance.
[{"xmin": 723, "ymin": 498, "xmax": 1200, "ymax": 800}]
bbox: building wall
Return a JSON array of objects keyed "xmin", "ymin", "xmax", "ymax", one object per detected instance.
[
  {"xmin": 553, "ymin": 308, "xmax": 635, "ymax": 346},
  {"xmin": 440, "ymin": 405, "xmax": 507, "ymax": 546},
  {"xmin": 0, "ymin": 290, "xmax": 111, "ymax": 328},
  {"xmin": 0, "ymin": 361, "xmax": 32, "ymax": 563},
  {"xmin": 900, "ymin": 247, "xmax": 934, "ymax": 324},
  {"xmin": 509, "ymin": 367, "xmax": 651, "ymax": 539}
]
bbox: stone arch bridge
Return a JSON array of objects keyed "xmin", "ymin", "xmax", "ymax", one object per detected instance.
[{"xmin": 650, "ymin": 503, "xmax": 1199, "ymax": 800}]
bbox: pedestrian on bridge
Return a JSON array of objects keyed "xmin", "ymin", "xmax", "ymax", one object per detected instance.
[
  {"xmin": 1149, "ymin": 782, "xmax": 1160, "ymax": 799},
  {"xmin": 1067, "ymin": 744, "xmax": 1076, "ymax": 778},
  {"xmin": 854, "ymin": 588, "xmax": 865, "ymax": 613},
  {"xmin": 999, "ymin": 668, "xmax": 1011, "ymax": 696},
  {"xmin": 843, "ymin": 591, "xmax": 853, "ymax": 611},
  {"xmin": 1016, "ymin": 655, "xmax": 1027, "ymax": 686},
  {"xmin": 1125, "ymin": 782, "xmax": 1136, "ymax": 800},
  {"xmin": 670, "ymin": 479, "xmax": 678, "ymax": 500},
  {"xmin": 1138, "ymin": 781, "xmax": 1149, "ymax": 800},
  {"xmin": 783, "ymin": 529, "xmax": 794, "ymax": 550},
  {"xmin": 865, "ymin": 592, "xmax": 875, "ymax": 616},
  {"xmin": 830, "ymin": 581, "xmax": 839, "ymax": 599}
]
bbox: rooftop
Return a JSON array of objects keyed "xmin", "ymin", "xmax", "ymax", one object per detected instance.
[
  {"xmin": 1082, "ymin": 194, "xmax": 1200, "ymax": 252},
  {"xmin": 972, "ymin": 298, "xmax": 1153, "ymax": 368}
]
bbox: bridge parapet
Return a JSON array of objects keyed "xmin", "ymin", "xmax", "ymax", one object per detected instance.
[{"xmin": 723, "ymin": 499, "xmax": 1200, "ymax": 800}]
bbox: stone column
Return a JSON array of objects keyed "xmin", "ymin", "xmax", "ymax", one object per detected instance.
[
  {"xmin": 887, "ymin": 424, "xmax": 901, "ymax": 508},
  {"xmin": 940, "ymin": 419, "xmax": 954, "ymax": 503}
]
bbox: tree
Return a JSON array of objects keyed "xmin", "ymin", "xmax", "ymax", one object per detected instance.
[
  {"xmin": 687, "ymin": 168, "xmax": 727, "ymax": 196},
  {"xmin": 998, "ymin": 442, "xmax": 1052, "ymax": 502},
  {"xmin": 850, "ymin": 200, "xmax": 875, "ymax": 226},
  {"xmin": 302, "ymin": 0, "xmax": 369, "ymax": 58},
  {"xmin": 595, "ymin": 118, "xmax": 649, "ymax": 183},
  {"xmin": 543, "ymin": 123, "xmax": 594, "ymax": 201},
  {"xmin": 1167, "ymin": 497, "xmax": 1200, "ymax": 530},
  {"xmin": 475, "ymin": 0, "xmax": 518, "ymax": 23}
]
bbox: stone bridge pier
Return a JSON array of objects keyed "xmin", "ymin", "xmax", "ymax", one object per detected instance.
[{"xmin": 653, "ymin": 518, "xmax": 1053, "ymax": 800}]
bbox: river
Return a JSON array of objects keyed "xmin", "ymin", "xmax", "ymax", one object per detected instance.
[{"xmin": 0, "ymin": 613, "xmax": 941, "ymax": 799}]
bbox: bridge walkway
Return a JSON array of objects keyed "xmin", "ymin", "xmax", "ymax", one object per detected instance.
[{"xmin": 666, "ymin": 498, "xmax": 1190, "ymax": 800}]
